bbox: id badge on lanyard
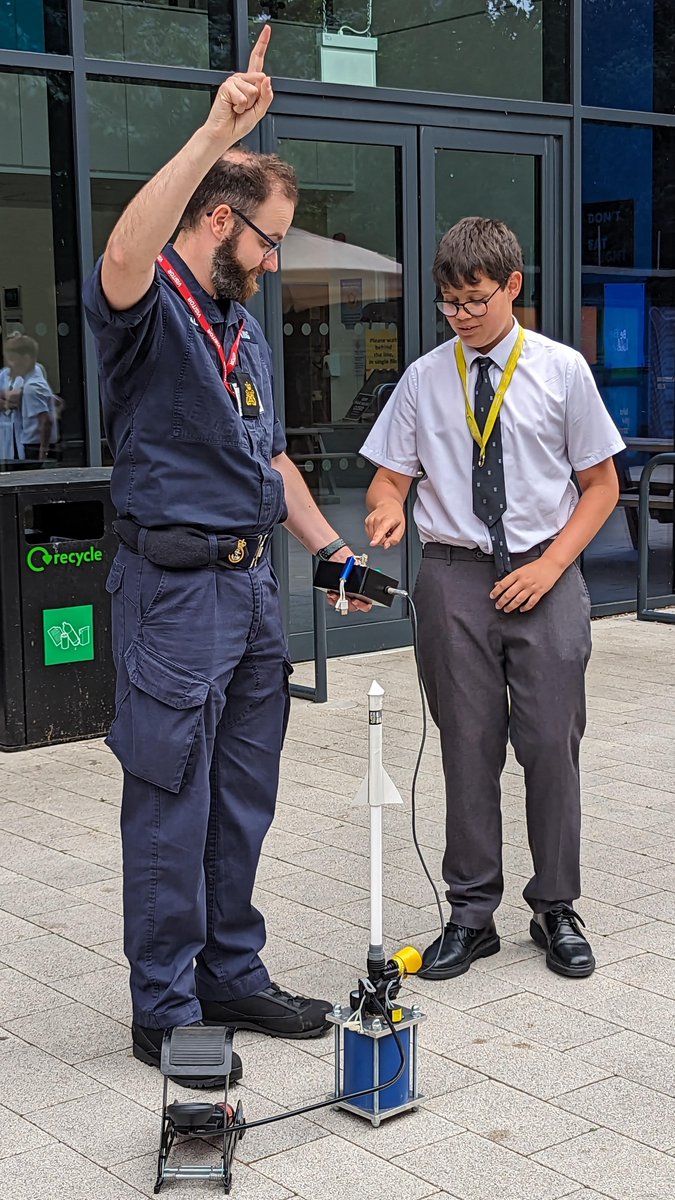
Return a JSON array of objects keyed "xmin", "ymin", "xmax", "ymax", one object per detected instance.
[
  {"xmin": 229, "ymin": 369, "xmax": 263, "ymax": 419},
  {"xmin": 156, "ymin": 253, "xmax": 253, "ymax": 417}
]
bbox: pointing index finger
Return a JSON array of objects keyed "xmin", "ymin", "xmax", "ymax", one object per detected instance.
[{"xmin": 248, "ymin": 23, "xmax": 271, "ymax": 73}]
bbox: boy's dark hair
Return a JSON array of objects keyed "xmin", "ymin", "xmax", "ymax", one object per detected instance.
[
  {"xmin": 433, "ymin": 216, "xmax": 524, "ymax": 290},
  {"xmin": 178, "ymin": 148, "xmax": 298, "ymax": 232}
]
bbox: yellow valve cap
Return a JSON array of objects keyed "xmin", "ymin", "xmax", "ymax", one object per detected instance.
[
  {"xmin": 391, "ymin": 945, "xmax": 423, "ymax": 976},
  {"xmin": 391, "ymin": 1008, "xmax": 404, "ymax": 1023}
]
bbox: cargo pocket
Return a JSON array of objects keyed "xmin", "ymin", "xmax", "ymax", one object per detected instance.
[
  {"xmin": 106, "ymin": 639, "xmax": 210, "ymax": 793},
  {"xmin": 281, "ymin": 657, "xmax": 294, "ymax": 745},
  {"xmin": 105, "ymin": 559, "xmax": 125, "ymax": 669},
  {"xmin": 105, "ymin": 559, "xmax": 125, "ymax": 595}
]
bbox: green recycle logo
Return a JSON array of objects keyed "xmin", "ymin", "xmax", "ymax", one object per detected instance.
[
  {"xmin": 27, "ymin": 546, "xmax": 53, "ymax": 572},
  {"xmin": 27, "ymin": 545, "xmax": 103, "ymax": 573}
]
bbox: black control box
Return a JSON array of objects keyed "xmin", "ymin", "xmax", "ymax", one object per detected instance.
[{"xmin": 313, "ymin": 560, "xmax": 399, "ymax": 608}]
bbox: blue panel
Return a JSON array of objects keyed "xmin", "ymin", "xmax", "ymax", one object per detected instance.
[
  {"xmin": 582, "ymin": 125, "xmax": 652, "ymax": 271},
  {"xmin": 583, "ymin": 0, "xmax": 654, "ymax": 111},
  {"xmin": 0, "ymin": 0, "xmax": 46, "ymax": 52},
  {"xmin": 343, "ymin": 1026, "xmax": 410, "ymax": 1114},
  {"xmin": 603, "ymin": 284, "xmax": 646, "ymax": 371},
  {"xmin": 602, "ymin": 385, "xmax": 640, "ymax": 440}
]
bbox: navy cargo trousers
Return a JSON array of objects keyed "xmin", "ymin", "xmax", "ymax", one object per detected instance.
[{"xmin": 105, "ymin": 545, "xmax": 291, "ymax": 1029}]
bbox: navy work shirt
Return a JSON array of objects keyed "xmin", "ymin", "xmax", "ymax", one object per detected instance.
[{"xmin": 83, "ymin": 244, "xmax": 287, "ymax": 533}]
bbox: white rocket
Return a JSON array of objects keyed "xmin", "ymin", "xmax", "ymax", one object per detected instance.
[{"xmin": 353, "ymin": 681, "xmax": 403, "ymax": 961}]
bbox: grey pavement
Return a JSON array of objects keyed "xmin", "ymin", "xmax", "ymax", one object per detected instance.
[{"xmin": 1, "ymin": 612, "xmax": 675, "ymax": 1199}]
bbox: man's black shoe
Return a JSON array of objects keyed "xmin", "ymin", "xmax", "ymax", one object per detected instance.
[
  {"xmin": 530, "ymin": 905, "xmax": 595, "ymax": 978},
  {"xmin": 418, "ymin": 920, "xmax": 500, "ymax": 980},
  {"xmin": 200, "ymin": 982, "xmax": 332, "ymax": 1039},
  {"xmin": 132, "ymin": 1021, "xmax": 243, "ymax": 1089}
]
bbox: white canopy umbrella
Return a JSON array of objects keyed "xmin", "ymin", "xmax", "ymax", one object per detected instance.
[{"xmin": 281, "ymin": 226, "xmax": 402, "ymax": 311}]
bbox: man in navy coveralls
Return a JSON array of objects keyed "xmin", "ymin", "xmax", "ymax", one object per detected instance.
[{"xmin": 84, "ymin": 27, "xmax": 367, "ymax": 1088}]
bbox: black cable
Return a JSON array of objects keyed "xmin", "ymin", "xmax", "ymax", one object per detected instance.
[
  {"xmin": 224, "ymin": 997, "xmax": 407, "ymax": 1134},
  {"xmin": 181, "ymin": 596, "xmax": 441, "ymax": 1141}
]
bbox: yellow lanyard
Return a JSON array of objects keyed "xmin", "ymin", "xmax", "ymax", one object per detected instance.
[{"xmin": 455, "ymin": 325, "xmax": 525, "ymax": 466}]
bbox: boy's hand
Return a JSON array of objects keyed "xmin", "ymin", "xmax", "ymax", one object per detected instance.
[
  {"xmin": 490, "ymin": 558, "xmax": 564, "ymax": 613},
  {"xmin": 365, "ymin": 501, "xmax": 406, "ymax": 549}
]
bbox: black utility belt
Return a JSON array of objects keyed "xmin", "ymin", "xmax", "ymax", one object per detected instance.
[{"xmin": 113, "ymin": 518, "xmax": 271, "ymax": 571}]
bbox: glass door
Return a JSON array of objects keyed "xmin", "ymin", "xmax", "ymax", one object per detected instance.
[
  {"xmin": 420, "ymin": 126, "xmax": 565, "ymax": 355},
  {"xmin": 411, "ymin": 123, "xmax": 566, "ymax": 587},
  {"xmin": 265, "ymin": 117, "xmax": 419, "ymax": 661},
  {"xmin": 265, "ymin": 116, "xmax": 565, "ymax": 660}
]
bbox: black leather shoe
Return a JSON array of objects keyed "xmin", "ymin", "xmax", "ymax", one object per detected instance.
[
  {"xmin": 418, "ymin": 920, "xmax": 500, "ymax": 980},
  {"xmin": 132, "ymin": 1021, "xmax": 243, "ymax": 1089},
  {"xmin": 530, "ymin": 905, "xmax": 595, "ymax": 978},
  {"xmin": 200, "ymin": 982, "xmax": 332, "ymax": 1039}
]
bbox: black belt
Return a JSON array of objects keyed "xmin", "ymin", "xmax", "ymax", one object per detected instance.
[
  {"xmin": 423, "ymin": 540, "xmax": 553, "ymax": 565},
  {"xmin": 113, "ymin": 518, "xmax": 272, "ymax": 570}
]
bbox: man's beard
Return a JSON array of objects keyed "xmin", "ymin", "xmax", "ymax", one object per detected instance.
[{"xmin": 211, "ymin": 234, "xmax": 259, "ymax": 303}]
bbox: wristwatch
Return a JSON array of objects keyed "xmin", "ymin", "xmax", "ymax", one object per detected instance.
[{"xmin": 316, "ymin": 537, "xmax": 347, "ymax": 561}]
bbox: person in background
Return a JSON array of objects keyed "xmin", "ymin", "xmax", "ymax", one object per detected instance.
[
  {"xmin": 0, "ymin": 353, "xmax": 25, "ymax": 462},
  {"xmin": 3, "ymin": 335, "xmax": 58, "ymax": 461}
]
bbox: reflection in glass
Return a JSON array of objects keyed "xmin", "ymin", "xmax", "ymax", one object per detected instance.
[
  {"xmin": 88, "ymin": 79, "xmax": 212, "ymax": 261},
  {"xmin": 581, "ymin": 122, "xmax": 674, "ymax": 606},
  {"xmin": 0, "ymin": 0, "xmax": 67, "ymax": 54},
  {"xmin": 0, "ymin": 73, "xmax": 83, "ymax": 469},
  {"xmin": 250, "ymin": 1, "xmax": 569, "ymax": 102},
  {"xmin": 583, "ymin": 0, "xmax": 675, "ymax": 116},
  {"xmin": 434, "ymin": 147, "xmax": 540, "ymax": 343},
  {"xmin": 87, "ymin": 79, "xmax": 212, "ymax": 464},
  {"xmin": 278, "ymin": 138, "xmax": 405, "ymax": 639},
  {"xmin": 84, "ymin": 0, "xmax": 233, "ymax": 70}
]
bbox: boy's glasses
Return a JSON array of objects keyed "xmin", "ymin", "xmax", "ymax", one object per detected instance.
[{"xmin": 434, "ymin": 283, "xmax": 502, "ymax": 318}]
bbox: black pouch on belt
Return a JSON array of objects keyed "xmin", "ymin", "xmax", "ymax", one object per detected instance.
[{"xmin": 113, "ymin": 518, "xmax": 264, "ymax": 570}]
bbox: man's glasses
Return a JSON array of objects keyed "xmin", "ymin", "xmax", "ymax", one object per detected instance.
[
  {"xmin": 206, "ymin": 204, "xmax": 281, "ymax": 260},
  {"xmin": 434, "ymin": 282, "xmax": 502, "ymax": 318}
]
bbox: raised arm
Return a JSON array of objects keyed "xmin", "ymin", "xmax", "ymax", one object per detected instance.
[{"xmin": 101, "ymin": 27, "xmax": 273, "ymax": 312}]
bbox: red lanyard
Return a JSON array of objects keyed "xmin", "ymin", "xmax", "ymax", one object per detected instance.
[{"xmin": 156, "ymin": 253, "xmax": 244, "ymax": 395}]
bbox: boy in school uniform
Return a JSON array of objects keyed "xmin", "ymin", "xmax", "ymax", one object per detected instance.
[
  {"xmin": 361, "ymin": 217, "xmax": 624, "ymax": 981},
  {"xmin": 3, "ymin": 336, "xmax": 58, "ymax": 461}
]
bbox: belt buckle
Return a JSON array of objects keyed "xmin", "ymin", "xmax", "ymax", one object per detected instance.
[{"xmin": 250, "ymin": 533, "xmax": 269, "ymax": 568}]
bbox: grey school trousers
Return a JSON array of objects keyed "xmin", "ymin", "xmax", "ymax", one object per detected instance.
[{"xmin": 414, "ymin": 542, "xmax": 592, "ymax": 928}]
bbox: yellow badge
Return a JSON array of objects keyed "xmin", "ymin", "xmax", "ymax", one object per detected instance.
[
  {"xmin": 244, "ymin": 380, "xmax": 257, "ymax": 407},
  {"xmin": 228, "ymin": 538, "xmax": 247, "ymax": 565}
]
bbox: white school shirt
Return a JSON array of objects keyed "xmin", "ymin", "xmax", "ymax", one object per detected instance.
[
  {"xmin": 0, "ymin": 367, "xmax": 24, "ymax": 461},
  {"xmin": 360, "ymin": 319, "xmax": 625, "ymax": 553}
]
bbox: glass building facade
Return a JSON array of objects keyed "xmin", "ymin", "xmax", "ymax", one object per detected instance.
[{"xmin": 1, "ymin": 1, "xmax": 673, "ymax": 659}]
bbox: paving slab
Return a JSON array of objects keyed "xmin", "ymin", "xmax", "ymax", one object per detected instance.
[
  {"xmin": 533, "ymin": 1128, "xmax": 675, "ymax": 1200},
  {"xmin": 254, "ymin": 1135, "xmax": 436, "ymax": 1200},
  {"xmin": 0, "ymin": 613, "xmax": 673, "ymax": 1200},
  {"xmin": 394, "ymin": 1131, "xmax": 575, "ymax": 1200},
  {"xmin": 6, "ymin": 1000, "xmax": 129, "ymax": 1064},
  {"xmin": 554, "ymin": 1075, "xmax": 675, "ymax": 1151},
  {"xmin": 427, "ymin": 1079, "xmax": 594, "ymax": 1155},
  {"xmin": 0, "ymin": 1143, "xmax": 145, "ymax": 1199}
]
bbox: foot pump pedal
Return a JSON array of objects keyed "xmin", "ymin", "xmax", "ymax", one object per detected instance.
[{"xmin": 154, "ymin": 1026, "xmax": 245, "ymax": 1193}]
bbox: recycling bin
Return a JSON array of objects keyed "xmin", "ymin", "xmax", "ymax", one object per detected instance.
[{"xmin": 0, "ymin": 468, "xmax": 117, "ymax": 749}]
